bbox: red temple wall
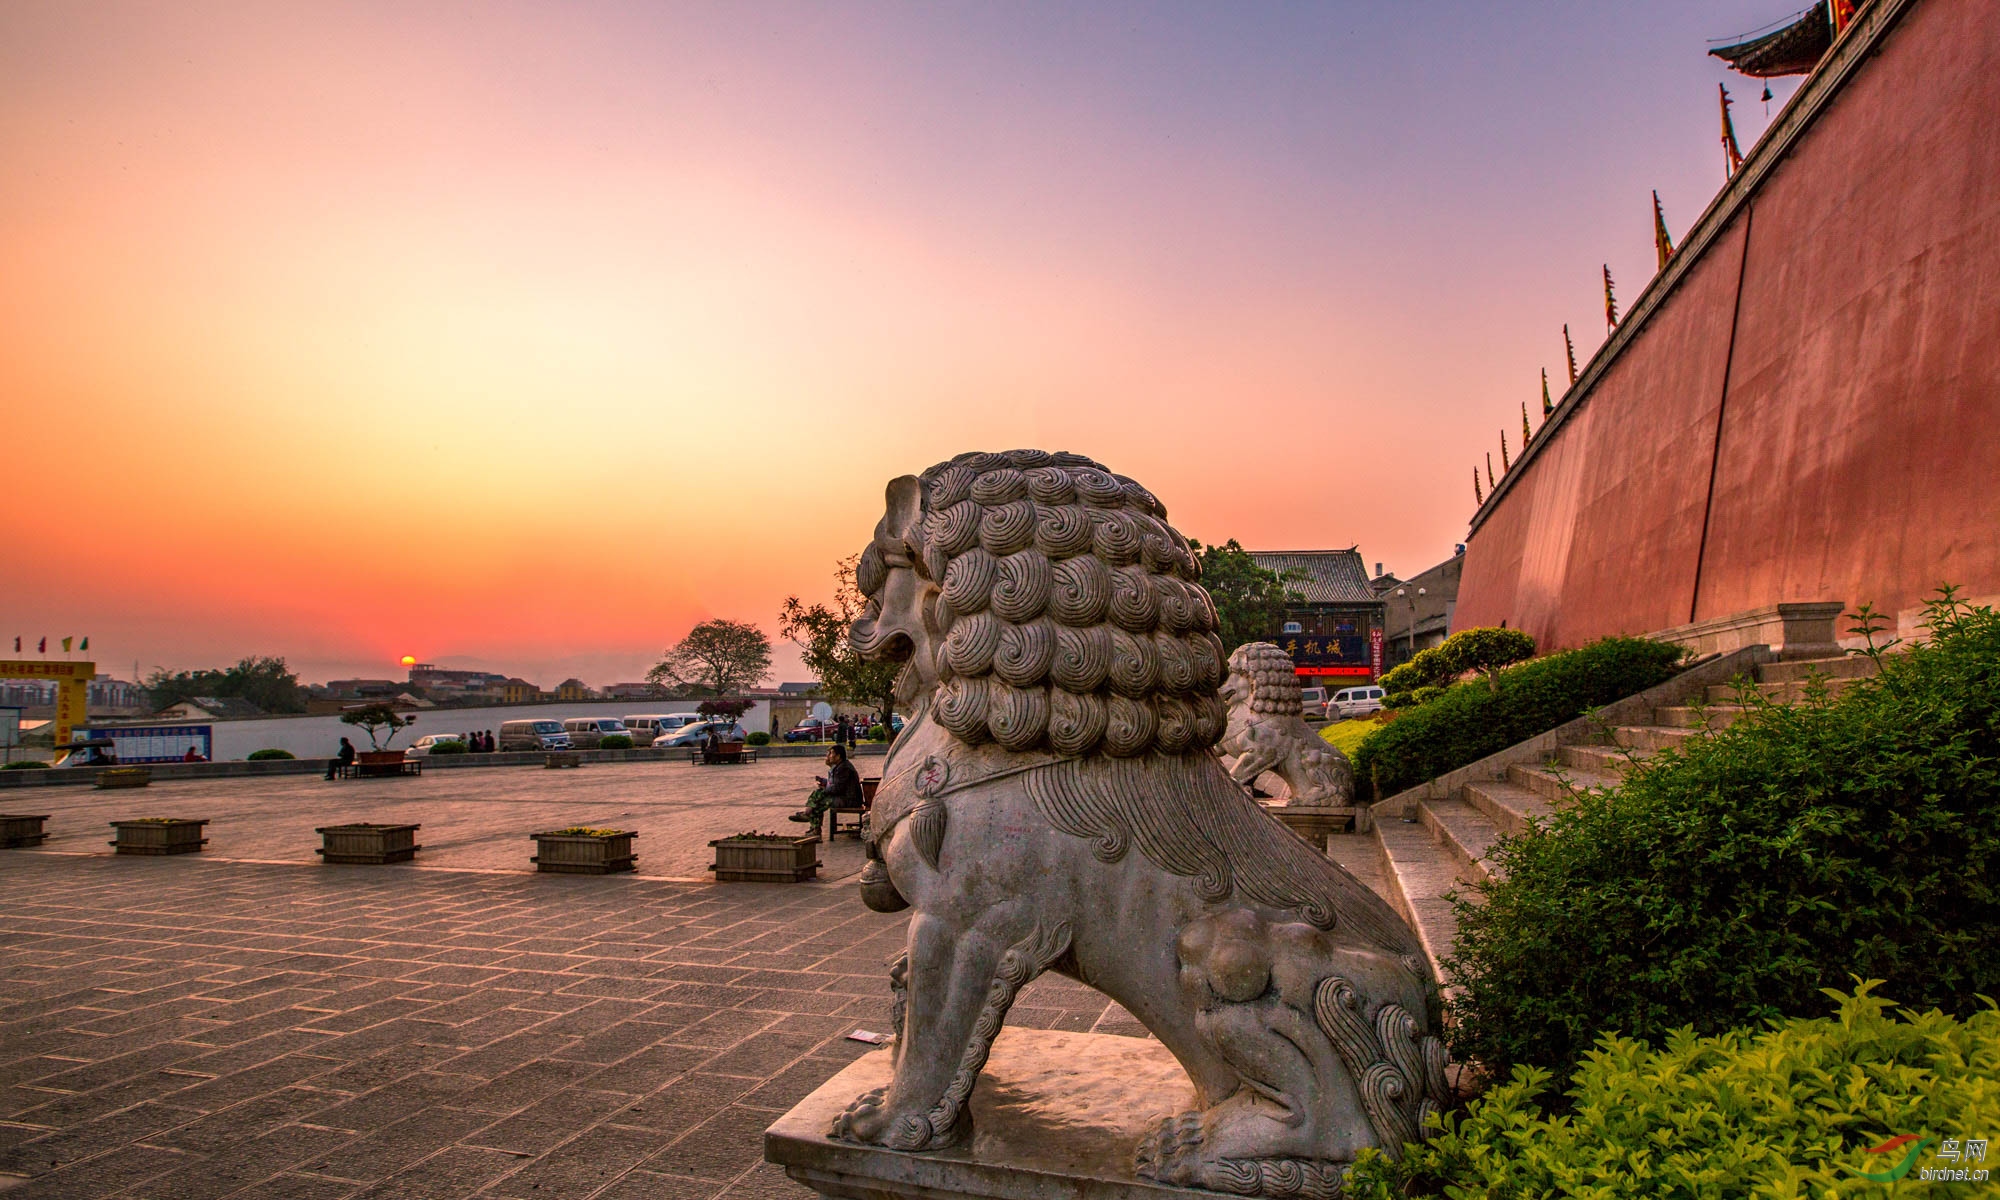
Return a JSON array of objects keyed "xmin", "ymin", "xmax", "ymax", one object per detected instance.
[{"xmin": 1455, "ymin": 0, "xmax": 2000, "ymax": 648}]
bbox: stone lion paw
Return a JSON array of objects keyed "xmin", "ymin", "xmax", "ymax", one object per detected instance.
[
  {"xmin": 1134, "ymin": 1110, "xmax": 1208, "ymax": 1186},
  {"xmin": 827, "ymin": 1088, "xmax": 966, "ymax": 1152},
  {"xmin": 827, "ymin": 1087, "xmax": 889, "ymax": 1142}
]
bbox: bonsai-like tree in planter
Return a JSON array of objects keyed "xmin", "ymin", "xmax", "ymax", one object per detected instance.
[{"xmin": 340, "ymin": 703, "xmax": 415, "ymax": 751}]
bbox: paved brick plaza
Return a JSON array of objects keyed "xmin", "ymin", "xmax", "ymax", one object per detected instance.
[{"xmin": 0, "ymin": 765, "xmax": 1138, "ymax": 1199}]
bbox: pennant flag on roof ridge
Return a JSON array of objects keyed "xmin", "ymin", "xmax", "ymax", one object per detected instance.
[
  {"xmin": 1653, "ymin": 191, "xmax": 1675, "ymax": 270},
  {"xmin": 1603, "ymin": 265, "xmax": 1619, "ymax": 331},
  {"xmin": 1563, "ymin": 325, "xmax": 1579, "ymax": 385},
  {"xmin": 1720, "ymin": 84, "xmax": 1745, "ymax": 177},
  {"xmin": 1542, "ymin": 368, "xmax": 1554, "ymax": 417}
]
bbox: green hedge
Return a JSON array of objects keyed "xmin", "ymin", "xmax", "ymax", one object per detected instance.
[
  {"xmin": 247, "ymin": 748, "xmax": 295, "ymax": 761},
  {"xmin": 2, "ymin": 760, "xmax": 50, "ymax": 770},
  {"xmin": 1443, "ymin": 593, "xmax": 2000, "ymax": 1081},
  {"xmin": 745, "ymin": 731, "xmax": 772, "ymax": 746},
  {"xmin": 428, "ymin": 741, "xmax": 468, "ymax": 755},
  {"xmin": 598, "ymin": 734, "xmax": 634, "ymax": 750},
  {"xmin": 1381, "ymin": 626, "xmax": 1536, "ymax": 699},
  {"xmin": 1350, "ymin": 984, "xmax": 2000, "ymax": 1199},
  {"xmin": 1354, "ymin": 637, "xmax": 1684, "ymax": 800}
]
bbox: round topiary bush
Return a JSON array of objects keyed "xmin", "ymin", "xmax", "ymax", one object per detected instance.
[
  {"xmin": 1443, "ymin": 592, "xmax": 2000, "ymax": 1083},
  {"xmin": 247, "ymin": 748, "xmax": 295, "ymax": 761},
  {"xmin": 745, "ymin": 731, "xmax": 771, "ymax": 746},
  {"xmin": 1381, "ymin": 626, "xmax": 1537, "ymax": 699},
  {"xmin": 598, "ymin": 734, "xmax": 634, "ymax": 750}
]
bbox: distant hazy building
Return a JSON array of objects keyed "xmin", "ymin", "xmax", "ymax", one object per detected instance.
[
  {"xmin": 554, "ymin": 678, "xmax": 594, "ymax": 701},
  {"xmin": 502, "ymin": 678, "xmax": 539, "ymax": 705},
  {"xmin": 1374, "ymin": 548, "xmax": 1465, "ymax": 668},
  {"xmin": 603, "ymin": 682, "xmax": 664, "ymax": 700}
]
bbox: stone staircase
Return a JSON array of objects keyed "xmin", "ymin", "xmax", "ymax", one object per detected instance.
[{"xmin": 1345, "ymin": 650, "xmax": 1880, "ymax": 979}]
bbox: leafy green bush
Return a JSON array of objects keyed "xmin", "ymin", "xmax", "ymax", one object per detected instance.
[
  {"xmin": 246, "ymin": 748, "xmax": 295, "ymax": 761},
  {"xmin": 1445, "ymin": 592, "xmax": 2000, "ymax": 1082},
  {"xmin": 1382, "ymin": 683, "xmax": 1446, "ymax": 711},
  {"xmin": 2, "ymin": 760, "xmax": 50, "ymax": 770},
  {"xmin": 1355, "ymin": 637, "xmax": 1683, "ymax": 800},
  {"xmin": 427, "ymin": 740, "xmax": 468, "ymax": 755},
  {"xmin": 745, "ymin": 731, "xmax": 772, "ymax": 746},
  {"xmin": 1381, "ymin": 627, "xmax": 1537, "ymax": 697},
  {"xmin": 868, "ymin": 724, "xmax": 891, "ymax": 741},
  {"xmin": 598, "ymin": 734, "xmax": 634, "ymax": 750},
  {"xmin": 1350, "ymin": 984, "xmax": 2000, "ymax": 1199}
]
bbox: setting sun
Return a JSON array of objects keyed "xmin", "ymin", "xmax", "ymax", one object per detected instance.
[{"xmin": 399, "ymin": 655, "xmax": 416, "ymax": 667}]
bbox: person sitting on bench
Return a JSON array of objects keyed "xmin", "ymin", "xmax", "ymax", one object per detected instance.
[
  {"xmin": 325, "ymin": 737, "xmax": 355, "ymax": 780},
  {"xmin": 790, "ymin": 744, "xmax": 861, "ymax": 834}
]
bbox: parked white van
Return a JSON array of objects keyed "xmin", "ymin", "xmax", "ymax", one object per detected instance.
[
  {"xmin": 562, "ymin": 717, "xmax": 631, "ymax": 749},
  {"xmin": 498, "ymin": 719, "xmax": 571, "ymax": 751},
  {"xmin": 621, "ymin": 715, "xmax": 695, "ymax": 747},
  {"xmin": 1331, "ymin": 686, "xmax": 1386, "ymax": 718},
  {"xmin": 1298, "ymin": 687, "xmax": 1329, "ymax": 721}
]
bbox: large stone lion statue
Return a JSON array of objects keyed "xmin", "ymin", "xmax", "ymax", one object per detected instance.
[
  {"xmin": 1219, "ymin": 642, "xmax": 1358, "ymax": 808},
  {"xmin": 837, "ymin": 450, "xmax": 1448, "ymax": 1197}
]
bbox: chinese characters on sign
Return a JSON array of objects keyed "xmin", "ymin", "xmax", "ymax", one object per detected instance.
[{"xmin": 79, "ymin": 725, "xmax": 213, "ymax": 765}]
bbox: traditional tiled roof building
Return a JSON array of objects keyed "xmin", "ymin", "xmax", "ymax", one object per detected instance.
[{"xmin": 1247, "ymin": 549, "xmax": 1387, "ymax": 683}]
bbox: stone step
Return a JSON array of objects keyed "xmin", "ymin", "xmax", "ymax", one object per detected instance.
[
  {"xmin": 1506, "ymin": 762, "xmax": 1624, "ymax": 803},
  {"xmin": 1757, "ymin": 654, "xmax": 1880, "ymax": 684},
  {"xmin": 1419, "ymin": 797, "xmax": 1501, "ymax": 883},
  {"xmin": 1461, "ymin": 779, "xmax": 1551, "ymax": 837},
  {"xmin": 1369, "ymin": 819, "xmax": 1475, "ymax": 982},
  {"xmin": 1703, "ymin": 676, "xmax": 1862, "ymax": 705},
  {"xmin": 1612, "ymin": 724, "xmax": 1699, "ymax": 751},
  {"xmin": 1654, "ymin": 705, "xmax": 1749, "ymax": 730},
  {"xmin": 1557, "ymin": 743, "xmax": 1654, "ymax": 774}
]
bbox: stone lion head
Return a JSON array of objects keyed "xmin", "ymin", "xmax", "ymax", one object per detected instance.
[
  {"xmin": 1221, "ymin": 642, "xmax": 1305, "ymax": 719},
  {"xmin": 850, "ymin": 450, "xmax": 1227, "ymax": 757}
]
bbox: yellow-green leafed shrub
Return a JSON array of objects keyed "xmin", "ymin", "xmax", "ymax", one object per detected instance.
[
  {"xmin": 1319, "ymin": 718, "xmax": 1380, "ymax": 757},
  {"xmin": 1348, "ymin": 984, "xmax": 2000, "ymax": 1200}
]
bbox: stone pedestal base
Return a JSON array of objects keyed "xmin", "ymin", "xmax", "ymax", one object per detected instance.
[
  {"xmin": 766, "ymin": 1028, "xmax": 1228, "ymax": 1199},
  {"xmin": 1266, "ymin": 804, "xmax": 1367, "ymax": 845}
]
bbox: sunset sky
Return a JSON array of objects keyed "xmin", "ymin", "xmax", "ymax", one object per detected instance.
[{"xmin": 2, "ymin": 2, "xmax": 1802, "ymax": 687}]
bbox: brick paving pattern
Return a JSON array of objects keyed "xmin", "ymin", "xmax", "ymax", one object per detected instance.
[{"xmin": 0, "ymin": 845, "xmax": 1136, "ymax": 1198}]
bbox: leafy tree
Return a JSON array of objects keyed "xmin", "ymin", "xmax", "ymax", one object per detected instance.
[
  {"xmin": 780, "ymin": 555, "xmax": 902, "ymax": 734},
  {"xmin": 1189, "ymin": 539, "xmax": 1301, "ymax": 654},
  {"xmin": 339, "ymin": 703, "xmax": 411, "ymax": 750},
  {"xmin": 648, "ymin": 619, "xmax": 771, "ymax": 697},
  {"xmin": 144, "ymin": 655, "xmax": 309, "ymax": 714}
]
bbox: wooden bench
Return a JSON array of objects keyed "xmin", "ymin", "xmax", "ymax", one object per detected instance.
[
  {"xmin": 691, "ymin": 743, "xmax": 759, "ymax": 765},
  {"xmin": 330, "ymin": 760, "xmax": 422, "ymax": 779},
  {"xmin": 827, "ymin": 777, "xmax": 879, "ymax": 839}
]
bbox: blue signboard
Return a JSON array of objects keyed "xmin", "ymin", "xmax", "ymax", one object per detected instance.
[{"xmin": 80, "ymin": 724, "xmax": 213, "ymax": 764}]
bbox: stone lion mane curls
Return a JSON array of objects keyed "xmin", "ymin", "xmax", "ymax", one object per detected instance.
[
  {"xmin": 862, "ymin": 450, "xmax": 1227, "ymax": 758},
  {"xmin": 1229, "ymin": 642, "xmax": 1306, "ymax": 717}
]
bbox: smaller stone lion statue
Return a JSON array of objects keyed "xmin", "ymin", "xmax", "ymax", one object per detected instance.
[{"xmin": 1218, "ymin": 642, "xmax": 1356, "ymax": 807}]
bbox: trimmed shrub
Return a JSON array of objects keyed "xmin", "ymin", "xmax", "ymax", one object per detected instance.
[
  {"xmin": 1355, "ymin": 637, "xmax": 1683, "ymax": 800},
  {"xmin": 1380, "ymin": 626, "xmax": 1536, "ymax": 698},
  {"xmin": 247, "ymin": 748, "xmax": 295, "ymax": 761},
  {"xmin": 1444, "ymin": 592, "xmax": 2000, "ymax": 1082},
  {"xmin": 597, "ymin": 734, "xmax": 634, "ymax": 750},
  {"xmin": 745, "ymin": 731, "xmax": 772, "ymax": 746},
  {"xmin": 2, "ymin": 760, "xmax": 50, "ymax": 770},
  {"xmin": 868, "ymin": 724, "xmax": 891, "ymax": 741},
  {"xmin": 428, "ymin": 741, "xmax": 468, "ymax": 755},
  {"xmin": 1349, "ymin": 984, "xmax": 2000, "ymax": 1199}
]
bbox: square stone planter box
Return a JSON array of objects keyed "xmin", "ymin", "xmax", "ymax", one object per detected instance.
[
  {"xmin": 95, "ymin": 767, "xmax": 152, "ymax": 790},
  {"xmin": 710, "ymin": 834, "xmax": 819, "ymax": 882},
  {"xmin": 110, "ymin": 818, "xmax": 209, "ymax": 855},
  {"xmin": 530, "ymin": 828, "xmax": 637, "ymax": 874},
  {"xmin": 544, "ymin": 751, "xmax": 581, "ymax": 769},
  {"xmin": 1, "ymin": 813, "xmax": 51, "ymax": 848},
  {"xmin": 316, "ymin": 822, "xmax": 421, "ymax": 864}
]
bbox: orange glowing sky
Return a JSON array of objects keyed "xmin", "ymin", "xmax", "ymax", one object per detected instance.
[{"xmin": 2, "ymin": 2, "xmax": 1800, "ymax": 687}]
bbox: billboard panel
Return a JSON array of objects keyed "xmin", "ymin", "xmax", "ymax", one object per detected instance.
[{"xmin": 80, "ymin": 724, "xmax": 213, "ymax": 764}]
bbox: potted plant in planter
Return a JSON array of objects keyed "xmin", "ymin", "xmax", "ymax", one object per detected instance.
[
  {"xmin": 1, "ymin": 813, "xmax": 51, "ymax": 848},
  {"xmin": 109, "ymin": 817, "xmax": 209, "ymax": 855},
  {"xmin": 530, "ymin": 826, "xmax": 638, "ymax": 874},
  {"xmin": 709, "ymin": 830, "xmax": 819, "ymax": 882},
  {"xmin": 340, "ymin": 704, "xmax": 419, "ymax": 777},
  {"xmin": 95, "ymin": 767, "xmax": 153, "ymax": 790},
  {"xmin": 315, "ymin": 822, "xmax": 422, "ymax": 863}
]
